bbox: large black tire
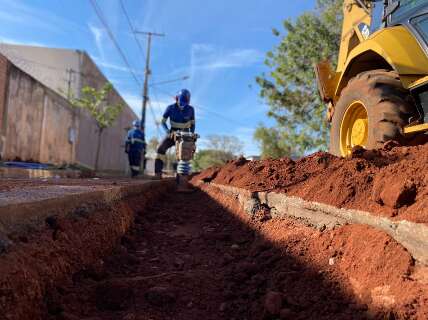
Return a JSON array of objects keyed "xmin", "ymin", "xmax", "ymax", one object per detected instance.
[{"xmin": 330, "ymin": 70, "xmax": 415, "ymax": 156}]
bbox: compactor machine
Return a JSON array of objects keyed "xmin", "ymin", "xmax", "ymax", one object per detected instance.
[{"xmin": 316, "ymin": 0, "xmax": 428, "ymax": 156}]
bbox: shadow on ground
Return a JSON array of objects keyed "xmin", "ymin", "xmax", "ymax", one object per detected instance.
[{"xmin": 46, "ymin": 190, "xmax": 379, "ymax": 320}]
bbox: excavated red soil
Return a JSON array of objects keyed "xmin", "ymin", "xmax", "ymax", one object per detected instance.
[
  {"xmin": 193, "ymin": 142, "xmax": 428, "ymax": 223},
  {"xmin": 42, "ymin": 190, "xmax": 428, "ymax": 320},
  {"xmin": 0, "ymin": 177, "xmax": 152, "ymax": 193},
  {"xmin": 0, "ymin": 184, "xmax": 169, "ymax": 320}
]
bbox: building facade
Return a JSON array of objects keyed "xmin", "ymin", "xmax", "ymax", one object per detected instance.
[{"xmin": 0, "ymin": 44, "xmax": 138, "ymax": 172}]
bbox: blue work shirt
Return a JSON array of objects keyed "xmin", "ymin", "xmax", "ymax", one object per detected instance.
[
  {"xmin": 126, "ymin": 128, "xmax": 145, "ymax": 152},
  {"xmin": 161, "ymin": 103, "xmax": 195, "ymax": 132}
]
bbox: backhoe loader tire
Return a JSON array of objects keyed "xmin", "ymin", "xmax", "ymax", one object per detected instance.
[{"xmin": 329, "ymin": 70, "xmax": 415, "ymax": 156}]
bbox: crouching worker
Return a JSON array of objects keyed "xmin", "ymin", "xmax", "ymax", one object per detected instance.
[
  {"xmin": 125, "ymin": 120, "xmax": 145, "ymax": 178},
  {"xmin": 155, "ymin": 89, "xmax": 195, "ymax": 179}
]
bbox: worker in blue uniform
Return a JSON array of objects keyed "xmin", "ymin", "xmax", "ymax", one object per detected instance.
[
  {"xmin": 155, "ymin": 89, "xmax": 195, "ymax": 178},
  {"xmin": 125, "ymin": 120, "xmax": 145, "ymax": 177}
]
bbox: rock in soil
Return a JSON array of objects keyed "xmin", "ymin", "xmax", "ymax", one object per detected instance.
[
  {"xmin": 264, "ymin": 291, "xmax": 283, "ymax": 315},
  {"xmin": 95, "ymin": 280, "xmax": 133, "ymax": 311},
  {"xmin": 145, "ymin": 286, "xmax": 177, "ymax": 307}
]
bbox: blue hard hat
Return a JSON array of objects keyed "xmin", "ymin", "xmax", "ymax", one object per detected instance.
[
  {"xmin": 176, "ymin": 89, "xmax": 191, "ymax": 107},
  {"xmin": 132, "ymin": 120, "xmax": 141, "ymax": 128}
]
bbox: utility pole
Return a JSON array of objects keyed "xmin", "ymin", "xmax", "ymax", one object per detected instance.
[
  {"xmin": 134, "ymin": 31, "xmax": 165, "ymax": 172},
  {"xmin": 134, "ymin": 31, "xmax": 165, "ymax": 134}
]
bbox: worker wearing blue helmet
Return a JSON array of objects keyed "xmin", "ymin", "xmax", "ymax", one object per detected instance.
[
  {"xmin": 125, "ymin": 120, "xmax": 145, "ymax": 177},
  {"xmin": 155, "ymin": 89, "xmax": 195, "ymax": 178}
]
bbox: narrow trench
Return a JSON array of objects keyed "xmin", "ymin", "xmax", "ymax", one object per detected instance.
[{"xmin": 47, "ymin": 190, "xmax": 369, "ymax": 320}]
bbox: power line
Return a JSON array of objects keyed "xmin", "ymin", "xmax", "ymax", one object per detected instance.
[
  {"xmin": 119, "ymin": 1, "xmax": 161, "ymax": 139},
  {"xmin": 151, "ymin": 87, "xmax": 167, "ymax": 134},
  {"xmin": 147, "ymin": 99, "xmax": 161, "ymax": 139},
  {"xmin": 88, "ymin": 0, "xmax": 142, "ymax": 87},
  {"xmin": 150, "ymin": 75, "xmax": 190, "ymax": 87},
  {"xmin": 151, "ymin": 87, "xmax": 165, "ymax": 118},
  {"xmin": 118, "ymin": 0, "xmax": 146, "ymax": 67},
  {"xmin": 152, "ymin": 86, "xmax": 247, "ymax": 127},
  {"xmin": 3, "ymin": 54, "xmax": 101, "ymax": 81}
]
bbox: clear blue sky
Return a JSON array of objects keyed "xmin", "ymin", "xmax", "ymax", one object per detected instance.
[{"xmin": 0, "ymin": 0, "xmax": 316, "ymax": 155}]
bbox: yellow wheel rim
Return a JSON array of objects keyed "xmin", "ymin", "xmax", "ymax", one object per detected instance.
[{"xmin": 340, "ymin": 101, "xmax": 368, "ymax": 157}]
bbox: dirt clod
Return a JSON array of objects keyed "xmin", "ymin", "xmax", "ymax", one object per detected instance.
[
  {"xmin": 145, "ymin": 286, "xmax": 177, "ymax": 307},
  {"xmin": 58, "ymin": 312, "xmax": 80, "ymax": 320},
  {"xmin": 373, "ymin": 177, "xmax": 417, "ymax": 209},
  {"xmin": 264, "ymin": 291, "xmax": 283, "ymax": 315},
  {"xmin": 279, "ymin": 308, "xmax": 294, "ymax": 319},
  {"xmin": 95, "ymin": 280, "xmax": 133, "ymax": 311}
]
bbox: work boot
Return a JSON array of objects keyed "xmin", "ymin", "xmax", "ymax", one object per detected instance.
[{"xmin": 131, "ymin": 170, "xmax": 139, "ymax": 178}]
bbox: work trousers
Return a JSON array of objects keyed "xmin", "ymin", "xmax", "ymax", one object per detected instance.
[
  {"xmin": 155, "ymin": 136, "xmax": 175, "ymax": 174},
  {"xmin": 128, "ymin": 149, "xmax": 142, "ymax": 177}
]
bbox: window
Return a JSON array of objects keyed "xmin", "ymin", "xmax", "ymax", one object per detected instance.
[
  {"xmin": 391, "ymin": 0, "xmax": 426, "ymax": 22},
  {"xmin": 412, "ymin": 14, "xmax": 428, "ymax": 44},
  {"xmin": 371, "ymin": 2, "xmax": 384, "ymax": 32}
]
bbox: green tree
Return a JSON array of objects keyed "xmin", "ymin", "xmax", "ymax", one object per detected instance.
[
  {"xmin": 205, "ymin": 134, "xmax": 244, "ymax": 156},
  {"xmin": 254, "ymin": 127, "xmax": 296, "ymax": 159},
  {"xmin": 71, "ymin": 83, "xmax": 123, "ymax": 171},
  {"xmin": 192, "ymin": 149, "xmax": 235, "ymax": 171},
  {"xmin": 255, "ymin": 0, "xmax": 343, "ymax": 158},
  {"xmin": 192, "ymin": 135, "xmax": 243, "ymax": 171}
]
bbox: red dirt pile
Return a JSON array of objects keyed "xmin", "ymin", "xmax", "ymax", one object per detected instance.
[{"xmin": 193, "ymin": 142, "xmax": 428, "ymax": 223}]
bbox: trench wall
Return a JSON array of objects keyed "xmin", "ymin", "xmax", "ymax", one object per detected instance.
[
  {"xmin": 0, "ymin": 180, "xmax": 174, "ymax": 320},
  {"xmin": 195, "ymin": 181, "xmax": 428, "ymax": 266}
]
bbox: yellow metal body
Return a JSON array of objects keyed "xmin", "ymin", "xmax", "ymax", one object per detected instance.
[
  {"xmin": 315, "ymin": 0, "xmax": 428, "ymax": 139},
  {"xmin": 338, "ymin": 26, "xmax": 428, "ymax": 91},
  {"xmin": 340, "ymin": 101, "xmax": 368, "ymax": 156},
  {"xmin": 404, "ymin": 123, "xmax": 428, "ymax": 134},
  {"xmin": 409, "ymin": 75, "xmax": 428, "ymax": 89},
  {"xmin": 336, "ymin": 0, "xmax": 372, "ymax": 71}
]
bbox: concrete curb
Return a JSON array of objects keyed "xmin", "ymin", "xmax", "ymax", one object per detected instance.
[
  {"xmin": 0, "ymin": 179, "xmax": 174, "ymax": 237},
  {"xmin": 199, "ymin": 182, "xmax": 428, "ymax": 265}
]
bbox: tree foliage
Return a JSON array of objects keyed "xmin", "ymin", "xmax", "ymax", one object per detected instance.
[
  {"xmin": 205, "ymin": 134, "xmax": 244, "ymax": 155},
  {"xmin": 192, "ymin": 135, "xmax": 243, "ymax": 171},
  {"xmin": 192, "ymin": 150, "xmax": 235, "ymax": 171},
  {"xmin": 255, "ymin": 0, "xmax": 343, "ymax": 158},
  {"xmin": 71, "ymin": 83, "xmax": 123, "ymax": 130},
  {"xmin": 254, "ymin": 127, "xmax": 296, "ymax": 159},
  {"xmin": 70, "ymin": 83, "xmax": 124, "ymax": 170}
]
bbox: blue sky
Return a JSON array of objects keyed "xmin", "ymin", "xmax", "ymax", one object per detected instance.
[{"xmin": 0, "ymin": 0, "xmax": 316, "ymax": 155}]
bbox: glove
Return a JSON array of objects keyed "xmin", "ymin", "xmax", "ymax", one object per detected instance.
[{"xmin": 125, "ymin": 143, "xmax": 130, "ymax": 154}]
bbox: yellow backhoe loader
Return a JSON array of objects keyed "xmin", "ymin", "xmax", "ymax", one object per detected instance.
[{"xmin": 316, "ymin": 0, "xmax": 428, "ymax": 156}]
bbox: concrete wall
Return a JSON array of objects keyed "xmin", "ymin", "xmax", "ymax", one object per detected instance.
[
  {"xmin": 0, "ymin": 44, "xmax": 81, "ymax": 99},
  {"xmin": 0, "ymin": 45, "xmax": 139, "ymax": 172},
  {"xmin": 2, "ymin": 61, "xmax": 77, "ymax": 165}
]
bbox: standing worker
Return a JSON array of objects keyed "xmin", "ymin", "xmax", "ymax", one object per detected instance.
[
  {"xmin": 155, "ymin": 89, "xmax": 195, "ymax": 178},
  {"xmin": 125, "ymin": 120, "xmax": 145, "ymax": 178}
]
